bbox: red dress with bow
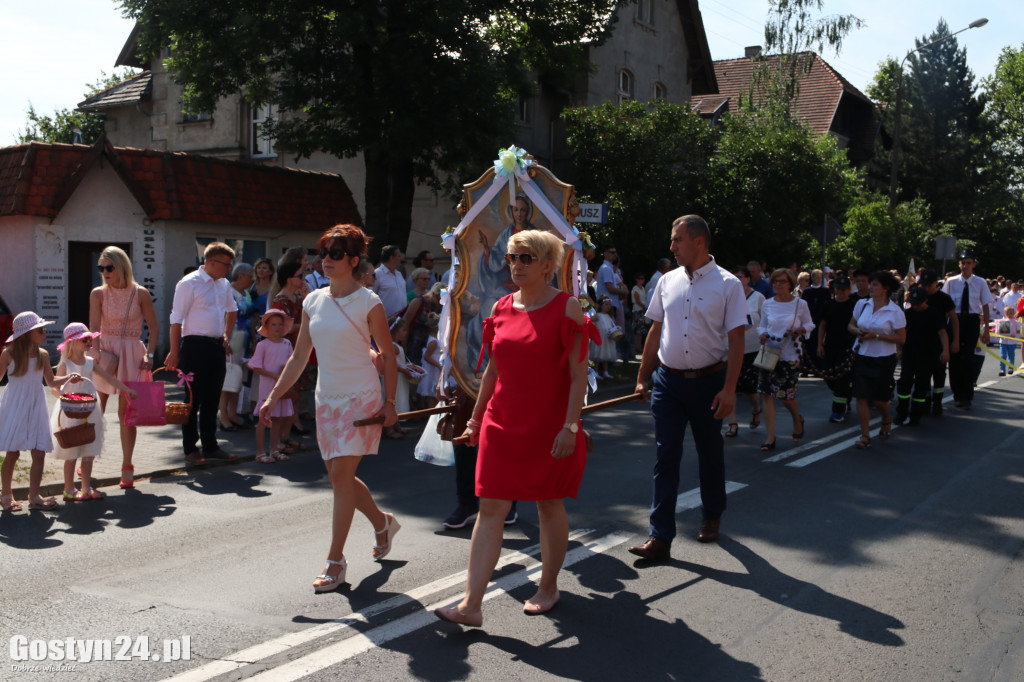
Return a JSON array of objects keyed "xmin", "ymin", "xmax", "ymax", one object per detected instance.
[{"xmin": 476, "ymin": 290, "xmax": 600, "ymax": 500}]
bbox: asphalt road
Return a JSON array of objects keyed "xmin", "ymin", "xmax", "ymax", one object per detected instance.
[{"xmin": 2, "ymin": 362, "xmax": 1023, "ymax": 682}]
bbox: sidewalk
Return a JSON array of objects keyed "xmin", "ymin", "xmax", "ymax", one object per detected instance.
[{"xmin": 4, "ymin": 361, "xmax": 641, "ymax": 498}]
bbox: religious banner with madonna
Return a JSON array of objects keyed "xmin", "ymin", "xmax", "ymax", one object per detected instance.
[{"xmin": 437, "ymin": 147, "xmax": 596, "ymax": 399}]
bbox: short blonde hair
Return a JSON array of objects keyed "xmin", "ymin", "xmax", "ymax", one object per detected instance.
[
  {"xmin": 410, "ymin": 267, "xmax": 430, "ymax": 282},
  {"xmin": 99, "ymin": 245, "xmax": 134, "ymax": 286},
  {"xmin": 507, "ymin": 230, "xmax": 563, "ymax": 265},
  {"xmin": 770, "ymin": 268, "xmax": 796, "ymax": 290}
]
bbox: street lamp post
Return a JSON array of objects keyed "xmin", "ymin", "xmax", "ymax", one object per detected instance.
[{"xmin": 888, "ymin": 17, "xmax": 989, "ymax": 211}]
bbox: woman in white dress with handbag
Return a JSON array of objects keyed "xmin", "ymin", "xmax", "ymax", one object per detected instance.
[{"xmin": 259, "ymin": 225, "xmax": 400, "ymax": 593}]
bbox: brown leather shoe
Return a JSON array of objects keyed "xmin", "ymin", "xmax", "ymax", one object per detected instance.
[
  {"xmin": 697, "ymin": 519, "xmax": 720, "ymax": 543},
  {"xmin": 627, "ymin": 536, "xmax": 671, "ymax": 561}
]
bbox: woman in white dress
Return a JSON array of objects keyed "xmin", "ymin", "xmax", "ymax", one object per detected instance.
[{"xmin": 259, "ymin": 225, "xmax": 400, "ymax": 593}]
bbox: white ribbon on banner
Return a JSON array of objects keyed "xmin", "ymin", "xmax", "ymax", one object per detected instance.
[{"xmin": 437, "ymin": 146, "xmax": 583, "ymax": 390}]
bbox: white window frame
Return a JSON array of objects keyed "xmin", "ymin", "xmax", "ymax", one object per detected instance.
[
  {"xmin": 636, "ymin": 0, "xmax": 655, "ymax": 26},
  {"xmin": 653, "ymin": 82, "xmax": 667, "ymax": 100},
  {"xmin": 617, "ymin": 69, "xmax": 634, "ymax": 104},
  {"xmin": 251, "ymin": 104, "xmax": 277, "ymax": 158},
  {"xmin": 515, "ymin": 94, "xmax": 530, "ymax": 126}
]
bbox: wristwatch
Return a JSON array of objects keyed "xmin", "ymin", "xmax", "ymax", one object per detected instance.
[
  {"xmin": 146, "ymin": 353, "xmax": 154, "ymax": 360},
  {"xmin": 563, "ymin": 422, "xmax": 579, "ymax": 434}
]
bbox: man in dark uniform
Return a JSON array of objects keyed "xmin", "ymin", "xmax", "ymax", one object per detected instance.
[
  {"xmin": 896, "ymin": 287, "xmax": 949, "ymax": 425},
  {"xmin": 816, "ymin": 276, "xmax": 857, "ymax": 422},
  {"xmin": 919, "ymin": 269, "xmax": 958, "ymax": 415},
  {"xmin": 942, "ymin": 251, "xmax": 993, "ymax": 409}
]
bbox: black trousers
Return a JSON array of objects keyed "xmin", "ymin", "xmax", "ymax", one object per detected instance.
[
  {"xmin": 454, "ymin": 443, "xmax": 478, "ymax": 508},
  {"xmin": 179, "ymin": 335, "xmax": 227, "ymax": 455},
  {"xmin": 949, "ymin": 313, "xmax": 980, "ymax": 403},
  {"xmin": 897, "ymin": 356, "xmax": 934, "ymax": 404}
]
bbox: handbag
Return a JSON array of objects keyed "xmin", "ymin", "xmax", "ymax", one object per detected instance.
[
  {"xmin": 124, "ymin": 374, "xmax": 167, "ymax": 427},
  {"xmin": 330, "ymin": 293, "xmax": 386, "ymax": 375},
  {"xmin": 437, "ymin": 392, "xmax": 474, "ymax": 441},
  {"xmin": 223, "ymin": 354, "xmax": 244, "ymax": 393},
  {"xmin": 414, "ymin": 412, "xmax": 455, "ymax": 466},
  {"xmin": 96, "ymin": 286, "xmax": 137, "ymax": 377},
  {"xmin": 754, "ymin": 299, "xmax": 802, "ymax": 372}
]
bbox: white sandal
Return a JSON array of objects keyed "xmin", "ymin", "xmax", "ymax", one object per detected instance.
[
  {"xmin": 255, "ymin": 452, "xmax": 275, "ymax": 463},
  {"xmin": 372, "ymin": 513, "xmax": 401, "ymax": 561},
  {"xmin": 271, "ymin": 449, "xmax": 290, "ymax": 461},
  {"xmin": 313, "ymin": 557, "xmax": 347, "ymax": 593}
]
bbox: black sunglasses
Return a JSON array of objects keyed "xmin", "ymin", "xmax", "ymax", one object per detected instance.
[
  {"xmin": 319, "ymin": 247, "xmax": 351, "ymax": 261},
  {"xmin": 97, "ymin": 264, "xmax": 115, "ymax": 273},
  {"xmin": 505, "ymin": 253, "xmax": 537, "ymax": 265}
]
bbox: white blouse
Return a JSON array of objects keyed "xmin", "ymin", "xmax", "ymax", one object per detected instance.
[
  {"xmin": 853, "ymin": 298, "xmax": 906, "ymax": 357},
  {"xmin": 757, "ymin": 297, "xmax": 814, "ymax": 362}
]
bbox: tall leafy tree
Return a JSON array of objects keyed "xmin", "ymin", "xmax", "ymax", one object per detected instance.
[
  {"xmin": 983, "ymin": 44, "xmax": 1024, "ymax": 186},
  {"xmin": 561, "ymin": 100, "xmax": 715, "ymax": 272},
  {"xmin": 119, "ymin": 0, "xmax": 618, "ymax": 254},
  {"xmin": 887, "ymin": 20, "xmax": 986, "ymax": 232}
]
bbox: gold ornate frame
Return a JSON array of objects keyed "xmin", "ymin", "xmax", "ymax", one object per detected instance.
[{"xmin": 446, "ymin": 162, "xmax": 581, "ymax": 399}]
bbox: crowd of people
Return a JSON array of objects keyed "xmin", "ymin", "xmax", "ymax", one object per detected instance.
[{"xmin": 1, "ymin": 216, "xmax": 1021, "ymax": 631}]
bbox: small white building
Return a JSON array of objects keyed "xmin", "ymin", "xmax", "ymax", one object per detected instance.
[{"xmin": 0, "ymin": 137, "xmax": 361, "ymax": 354}]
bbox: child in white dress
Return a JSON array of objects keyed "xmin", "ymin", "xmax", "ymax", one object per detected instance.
[
  {"xmin": 51, "ymin": 323, "xmax": 137, "ymax": 501},
  {"xmin": 591, "ymin": 297, "xmax": 619, "ymax": 378},
  {"xmin": 0, "ymin": 312, "xmax": 82, "ymax": 511}
]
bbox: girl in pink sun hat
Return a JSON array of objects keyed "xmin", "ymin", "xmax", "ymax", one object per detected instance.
[
  {"xmin": 248, "ymin": 309, "xmax": 295, "ymax": 462},
  {"xmin": 0, "ymin": 312, "xmax": 82, "ymax": 511},
  {"xmin": 50, "ymin": 323, "xmax": 137, "ymax": 502}
]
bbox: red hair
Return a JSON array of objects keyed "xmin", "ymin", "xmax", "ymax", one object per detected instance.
[{"xmin": 317, "ymin": 224, "xmax": 370, "ymax": 261}]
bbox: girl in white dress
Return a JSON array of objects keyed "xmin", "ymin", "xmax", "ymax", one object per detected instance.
[
  {"xmin": 591, "ymin": 297, "xmax": 619, "ymax": 378},
  {"xmin": 0, "ymin": 312, "xmax": 82, "ymax": 511},
  {"xmin": 51, "ymin": 323, "xmax": 137, "ymax": 502}
]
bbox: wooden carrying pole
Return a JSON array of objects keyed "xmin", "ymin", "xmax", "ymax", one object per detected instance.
[
  {"xmin": 452, "ymin": 392, "xmax": 643, "ymax": 444},
  {"xmin": 353, "ymin": 403, "xmax": 454, "ymax": 427}
]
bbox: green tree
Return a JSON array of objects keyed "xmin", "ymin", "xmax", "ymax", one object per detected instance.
[
  {"xmin": 120, "ymin": 0, "xmax": 618, "ymax": 255},
  {"xmin": 702, "ymin": 111, "xmax": 861, "ymax": 268},
  {"xmin": 884, "ymin": 21, "xmax": 986, "ymax": 231},
  {"xmin": 826, "ymin": 196, "xmax": 944, "ymax": 272},
  {"xmin": 983, "ymin": 44, "xmax": 1024, "ymax": 186},
  {"xmin": 17, "ymin": 69, "xmax": 139, "ymax": 145},
  {"xmin": 561, "ymin": 100, "xmax": 715, "ymax": 272}
]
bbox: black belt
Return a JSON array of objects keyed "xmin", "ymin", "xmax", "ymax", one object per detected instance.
[
  {"xmin": 660, "ymin": 361, "xmax": 726, "ymax": 379},
  {"xmin": 184, "ymin": 335, "xmax": 222, "ymax": 342}
]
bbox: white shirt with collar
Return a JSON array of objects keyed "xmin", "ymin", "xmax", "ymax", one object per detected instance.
[
  {"xmin": 646, "ymin": 258, "xmax": 747, "ymax": 370},
  {"xmin": 305, "ymin": 270, "xmax": 329, "ymax": 291},
  {"xmin": 853, "ymin": 298, "xmax": 906, "ymax": 357},
  {"xmin": 942, "ymin": 273, "xmax": 994, "ymax": 315},
  {"xmin": 169, "ymin": 267, "xmax": 238, "ymax": 338},
  {"xmin": 373, "ymin": 264, "xmax": 407, "ymax": 317}
]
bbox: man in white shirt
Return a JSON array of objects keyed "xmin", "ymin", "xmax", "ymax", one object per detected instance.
[
  {"xmin": 628, "ymin": 215, "xmax": 747, "ymax": 561},
  {"xmin": 165, "ymin": 242, "xmax": 239, "ymax": 463},
  {"xmin": 304, "ymin": 253, "xmax": 329, "ymax": 291},
  {"xmin": 942, "ymin": 249, "xmax": 994, "ymax": 409},
  {"xmin": 373, "ymin": 245, "xmax": 408, "ymax": 317},
  {"xmin": 1002, "ymin": 282, "xmax": 1022, "ymax": 312}
]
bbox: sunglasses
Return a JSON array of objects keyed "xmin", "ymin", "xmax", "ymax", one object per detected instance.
[
  {"xmin": 97, "ymin": 264, "xmax": 115, "ymax": 273},
  {"xmin": 319, "ymin": 247, "xmax": 351, "ymax": 261},
  {"xmin": 505, "ymin": 253, "xmax": 536, "ymax": 265}
]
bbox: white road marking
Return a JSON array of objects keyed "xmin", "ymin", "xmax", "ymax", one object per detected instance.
[
  {"xmin": 675, "ymin": 481, "xmax": 747, "ymax": 513},
  {"xmin": 164, "ymin": 529, "xmax": 594, "ymax": 682},
  {"xmin": 243, "ymin": 532, "xmax": 633, "ymax": 682},
  {"xmin": 762, "ymin": 421, "xmax": 878, "ymax": 463}
]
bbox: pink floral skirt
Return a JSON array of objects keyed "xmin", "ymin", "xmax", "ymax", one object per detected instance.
[{"xmin": 314, "ymin": 387, "xmax": 382, "ymax": 459}]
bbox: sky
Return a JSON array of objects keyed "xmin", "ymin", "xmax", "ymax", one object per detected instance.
[{"xmin": 1, "ymin": 1, "xmax": 1021, "ymax": 146}]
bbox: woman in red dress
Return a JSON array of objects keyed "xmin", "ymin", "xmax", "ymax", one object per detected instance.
[{"xmin": 435, "ymin": 230, "xmax": 598, "ymax": 628}]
